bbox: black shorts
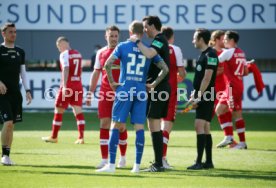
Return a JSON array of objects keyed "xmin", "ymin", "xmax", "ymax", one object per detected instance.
[
  {"xmin": 147, "ymin": 83, "xmax": 171, "ymax": 119},
  {"xmin": 0, "ymin": 91, "xmax": 23, "ymax": 124},
  {"xmin": 195, "ymin": 100, "xmax": 214, "ymax": 122}
]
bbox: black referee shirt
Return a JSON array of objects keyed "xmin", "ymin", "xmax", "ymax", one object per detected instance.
[
  {"xmin": 0, "ymin": 45, "xmax": 25, "ymax": 93},
  {"xmin": 193, "ymin": 47, "xmax": 218, "ymax": 93},
  {"xmin": 148, "ymin": 33, "xmax": 170, "ymax": 85}
]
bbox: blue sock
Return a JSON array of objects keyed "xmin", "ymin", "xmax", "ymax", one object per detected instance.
[
  {"xmin": 109, "ymin": 129, "xmax": 119, "ymax": 164},
  {"xmin": 135, "ymin": 129, "xmax": 145, "ymax": 164}
]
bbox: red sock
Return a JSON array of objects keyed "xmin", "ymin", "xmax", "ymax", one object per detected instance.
[
  {"xmin": 75, "ymin": 113, "xmax": 85, "ymax": 139},
  {"xmin": 162, "ymin": 130, "xmax": 170, "ymax": 158},
  {"xmin": 235, "ymin": 118, "xmax": 246, "ymax": 142},
  {"xmin": 100, "ymin": 128, "xmax": 109, "ymax": 159},
  {"xmin": 217, "ymin": 111, "xmax": 233, "ymax": 137},
  {"xmin": 119, "ymin": 129, "xmax": 128, "ymax": 157},
  {"xmin": 51, "ymin": 113, "xmax": 63, "ymax": 139}
]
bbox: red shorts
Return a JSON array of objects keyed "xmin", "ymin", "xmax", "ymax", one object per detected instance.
[
  {"xmin": 98, "ymin": 90, "xmax": 115, "ymax": 118},
  {"xmin": 162, "ymin": 91, "xmax": 177, "ymax": 122},
  {"xmin": 55, "ymin": 87, "xmax": 83, "ymax": 109},
  {"xmin": 217, "ymin": 85, "xmax": 242, "ymax": 111}
]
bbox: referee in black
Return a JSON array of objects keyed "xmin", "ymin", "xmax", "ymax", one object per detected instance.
[
  {"xmin": 130, "ymin": 16, "xmax": 170, "ymax": 172},
  {"xmin": 0, "ymin": 23, "xmax": 32, "ymax": 165},
  {"xmin": 187, "ymin": 28, "xmax": 218, "ymax": 170}
]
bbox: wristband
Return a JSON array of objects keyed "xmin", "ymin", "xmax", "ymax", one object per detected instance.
[{"xmin": 26, "ymin": 89, "xmax": 31, "ymax": 93}]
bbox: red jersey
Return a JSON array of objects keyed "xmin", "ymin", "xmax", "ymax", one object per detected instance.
[
  {"xmin": 219, "ymin": 48, "xmax": 246, "ymax": 91},
  {"xmin": 168, "ymin": 44, "xmax": 184, "ymax": 93},
  {"xmin": 59, "ymin": 49, "xmax": 83, "ymax": 90},
  {"xmin": 215, "ymin": 50, "xmax": 227, "ymax": 93},
  {"xmin": 94, "ymin": 46, "xmax": 120, "ymax": 91}
]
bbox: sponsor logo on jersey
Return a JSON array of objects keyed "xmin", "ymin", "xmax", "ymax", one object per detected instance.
[
  {"xmin": 207, "ymin": 57, "xmax": 218, "ymax": 65},
  {"xmin": 152, "ymin": 40, "xmax": 163, "ymax": 48}
]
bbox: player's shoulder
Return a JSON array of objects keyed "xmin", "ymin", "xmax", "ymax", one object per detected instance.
[
  {"xmin": 206, "ymin": 47, "xmax": 217, "ymax": 57},
  {"xmin": 15, "ymin": 45, "xmax": 25, "ymax": 54},
  {"xmin": 97, "ymin": 46, "xmax": 108, "ymax": 55}
]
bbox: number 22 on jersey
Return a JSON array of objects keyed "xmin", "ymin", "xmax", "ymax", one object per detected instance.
[{"xmin": 127, "ymin": 53, "xmax": 146, "ymax": 76}]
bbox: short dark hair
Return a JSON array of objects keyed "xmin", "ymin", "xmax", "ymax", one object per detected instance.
[
  {"xmin": 225, "ymin": 30, "xmax": 239, "ymax": 43},
  {"xmin": 142, "ymin": 16, "xmax": 162, "ymax": 31},
  {"xmin": 1, "ymin": 22, "xmax": 15, "ymax": 32},
  {"xmin": 195, "ymin": 28, "xmax": 211, "ymax": 45},
  {"xmin": 106, "ymin": 25, "xmax": 120, "ymax": 33},
  {"xmin": 161, "ymin": 26, "xmax": 174, "ymax": 40}
]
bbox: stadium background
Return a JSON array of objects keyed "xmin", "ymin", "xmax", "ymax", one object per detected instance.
[{"xmin": 1, "ymin": 0, "xmax": 276, "ymax": 110}]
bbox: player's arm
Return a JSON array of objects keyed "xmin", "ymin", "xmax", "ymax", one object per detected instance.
[
  {"xmin": 62, "ymin": 67, "xmax": 69, "ymax": 91},
  {"xmin": 0, "ymin": 80, "xmax": 7, "ymax": 95},
  {"xmin": 196, "ymin": 55, "xmax": 218, "ymax": 99},
  {"xmin": 136, "ymin": 42, "xmax": 158, "ymax": 58},
  {"xmin": 60, "ymin": 51, "xmax": 70, "ymax": 94},
  {"xmin": 197, "ymin": 69, "xmax": 213, "ymax": 98},
  {"xmin": 86, "ymin": 70, "xmax": 100, "ymax": 106},
  {"xmin": 147, "ymin": 60, "xmax": 169, "ymax": 88},
  {"xmin": 218, "ymin": 48, "xmax": 235, "ymax": 63},
  {"xmin": 20, "ymin": 65, "xmax": 32, "ymax": 105},
  {"xmin": 129, "ymin": 35, "xmax": 158, "ymax": 58},
  {"xmin": 104, "ymin": 54, "xmax": 120, "ymax": 91},
  {"xmin": 174, "ymin": 46, "xmax": 186, "ymax": 81},
  {"xmin": 177, "ymin": 67, "xmax": 186, "ymax": 82}
]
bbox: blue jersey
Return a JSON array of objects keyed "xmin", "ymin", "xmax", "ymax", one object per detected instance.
[{"xmin": 113, "ymin": 40, "xmax": 162, "ymax": 93}]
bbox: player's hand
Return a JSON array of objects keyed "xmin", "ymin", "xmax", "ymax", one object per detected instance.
[
  {"xmin": 85, "ymin": 92, "xmax": 92, "ymax": 106},
  {"xmin": 26, "ymin": 91, "xmax": 32, "ymax": 105},
  {"xmin": 228, "ymin": 96, "xmax": 234, "ymax": 109},
  {"xmin": 146, "ymin": 83, "xmax": 155, "ymax": 92},
  {"xmin": 110, "ymin": 82, "xmax": 121, "ymax": 91},
  {"xmin": 0, "ymin": 81, "xmax": 7, "ymax": 95},
  {"xmin": 129, "ymin": 35, "xmax": 139, "ymax": 43}
]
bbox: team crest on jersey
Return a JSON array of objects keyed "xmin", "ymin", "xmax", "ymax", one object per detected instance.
[
  {"xmin": 207, "ymin": 57, "xmax": 218, "ymax": 66},
  {"xmin": 196, "ymin": 64, "xmax": 202, "ymax": 71}
]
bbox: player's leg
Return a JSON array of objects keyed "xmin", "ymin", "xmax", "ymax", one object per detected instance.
[
  {"xmin": 146, "ymin": 88, "xmax": 169, "ymax": 172},
  {"xmin": 42, "ymin": 107, "xmax": 65, "ymax": 143},
  {"xmin": 96, "ymin": 96, "xmax": 112, "ymax": 169},
  {"xmin": 161, "ymin": 92, "xmax": 176, "ymax": 169},
  {"xmin": 1, "ymin": 95, "xmax": 21, "ymax": 165},
  {"xmin": 117, "ymin": 128, "xmax": 127, "ymax": 168},
  {"xmin": 203, "ymin": 122, "xmax": 214, "ymax": 169},
  {"xmin": 215, "ymin": 103, "xmax": 234, "ymax": 148},
  {"xmin": 72, "ymin": 105, "xmax": 85, "ymax": 144},
  {"xmin": 42, "ymin": 89, "xmax": 67, "ymax": 143},
  {"xmin": 187, "ymin": 118, "xmax": 206, "ymax": 170},
  {"xmin": 131, "ymin": 124, "xmax": 144, "ymax": 173},
  {"xmin": 96, "ymin": 97, "xmax": 130, "ymax": 173},
  {"xmin": 130, "ymin": 97, "xmax": 146, "ymax": 173},
  {"xmin": 96, "ymin": 121, "xmax": 123, "ymax": 173},
  {"xmin": 1, "ymin": 120, "xmax": 14, "ymax": 165},
  {"xmin": 161, "ymin": 120, "xmax": 173, "ymax": 169},
  {"xmin": 232, "ymin": 110, "xmax": 247, "ymax": 149}
]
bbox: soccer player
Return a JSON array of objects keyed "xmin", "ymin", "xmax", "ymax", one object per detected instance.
[
  {"xmin": 160, "ymin": 26, "xmax": 186, "ymax": 169},
  {"xmin": 86, "ymin": 26, "xmax": 128, "ymax": 169},
  {"xmin": 209, "ymin": 30, "xmax": 236, "ymax": 145},
  {"xmin": 96, "ymin": 20, "xmax": 168, "ymax": 173},
  {"xmin": 216, "ymin": 31, "xmax": 249, "ymax": 149},
  {"xmin": 42, "ymin": 37, "xmax": 86, "ymax": 144},
  {"xmin": 130, "ymin": 15, "xmax": 170, "ymax": 172},
  {"xmin": 187, "ymin": 28, "xmax": 218, "ymax": 170},
  {"xmin": 0, "ymin": 22, "xmax": 32, "ymax": 165}
]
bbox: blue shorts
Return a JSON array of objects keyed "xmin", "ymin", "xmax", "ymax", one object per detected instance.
[{"xmin": 112, "ymin": 95, "xmax": 147, "ymax": 125}]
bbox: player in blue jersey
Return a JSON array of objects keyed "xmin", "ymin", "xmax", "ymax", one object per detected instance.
[{"xmin": 96, "ymin": 20, "xmax": 169, "ymax": 173}]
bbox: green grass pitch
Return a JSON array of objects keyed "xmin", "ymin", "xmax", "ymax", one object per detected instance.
[{"xmin": 0, "ymin": 112, "xmax": 275, "ymax": 188}]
